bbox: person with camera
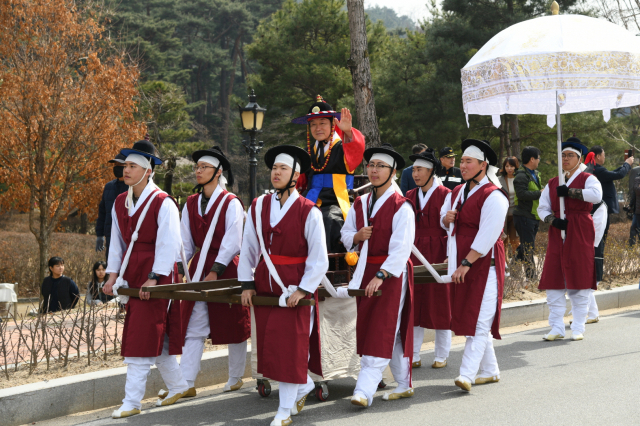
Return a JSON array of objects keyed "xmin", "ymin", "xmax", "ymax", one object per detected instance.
[{"xmin": 587, "ymin": 146, "xmax": 633, "ymax": 282}]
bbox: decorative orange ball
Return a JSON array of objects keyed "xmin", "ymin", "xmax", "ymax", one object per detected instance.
[{"xmin": 345, "ymin": 252, "xmax": 359, "ymax": 266}]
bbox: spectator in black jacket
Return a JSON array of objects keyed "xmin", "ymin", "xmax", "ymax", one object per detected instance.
[
  {"xmin": 437, "ymin": 147, "xmax": 463, "ymax": 190},
  {"xmin": 588, "ymin": 145, "xmax": 634, "ymax": 282},
  {"xmin": 95, "ymin": 153, "xmax": 128, "ymax": 261},
  {"xmin": 41, "ymin": 257, "xmax": 79, "ymax": 313},
  {"xmin": 512, "ymin": 146, "xmax": 542, "ymax": 279},
  {"xmin": 627, "ymin": 164, "xmax": 640, "ymax": 245}
]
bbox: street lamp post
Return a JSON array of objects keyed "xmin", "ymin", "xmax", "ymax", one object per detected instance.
[{"xmin": 239, "ymin": 89, "xmax": 266, "ymax": 203}]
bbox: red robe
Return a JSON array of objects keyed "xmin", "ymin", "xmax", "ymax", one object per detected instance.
[
  {"xmin": 407, "ymin": 185, "xmax": 452, "ymax": 330},
  {"xmin": 114, "ymin": 190, "xmax": 183, "ymax": 357},
  {"xmin": 250, "ymin": 195, "xmax": 322, "ymax": 384},
  {"xmin": 539, "ymin": 173, "xmax": 597, "ymax": 291},
  {"xmin": 353, "ymin": 193, "xmax": 414, "ymax": 359},
  {"xmin": 180, "ymin": 192, "xmax": 251, "ymax": 345},
  {"xmin": 450, "ymin": 184, "xmax": 506, "ymax": 339}
]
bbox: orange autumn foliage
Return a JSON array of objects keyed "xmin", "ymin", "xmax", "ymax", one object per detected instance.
[{"xmin": 0, "ymin": 0, "xmax": 145, "ymax": 281}]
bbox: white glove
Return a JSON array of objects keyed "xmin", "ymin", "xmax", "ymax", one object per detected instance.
[
  {"xmin": 113, "ymin": 277, "xmax": 130, "ymax": 305},
  {"xmin": 278, "ymin": 285, "xmax": 298, "ymax": 308}
]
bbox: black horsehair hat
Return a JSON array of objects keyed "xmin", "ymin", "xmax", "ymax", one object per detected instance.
[
  {"xmin": 562, "ymin": 137, "xmax": 589, "ymax": 156},
  {"xmin": 192, "ymin": 146, "xmax": 231, "ymax": 172},
  {"xmin": 461, "ymin": 139, "xmax": 498, "ymax": 167},
  {"xmin": 120, "ymin": 139, "xmax": 163, "ymax": 165},
  {"xmin": 291, "ymin": 95, "xmax": 341, "ymax": 125},
  {"xmin": 410, "ymin": 148, "xmax": 442, "ymax": 175},
  {"xmin": 264, "ymin": 145, "xmax": 311, "ymax": 173},
  {"xmin": 364, "ymin": 143, "xmax": 406, "ymax": 170}
]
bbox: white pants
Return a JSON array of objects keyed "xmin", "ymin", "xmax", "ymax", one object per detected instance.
[
  {"xmin": 587, "ymin": 289, "xmax": 599, "ymax": 320},
  {"xmin": 121, "ymin": 335, "xmax": 189, "ymax": 411},
  {"xmin": 180, "ymin": 301, "xmax": 248, "ymax": 388},
  {"xmin": 459, "ymin": 267, "xmax": 500, "ymax": 382},
  {"xmin": 274, "ymin": 306, "xmax": 316, "ymax": 420},
  {"xmin": 547, "ymin": 288, "xmax": 590, "ymax": 335},
  {"xmin": 413, "ymin": 327, "xmax": 451, "ymax": 363},
  {"xmin": 354, "ymin": 270, "xmax": 411, "ymax": 406}
]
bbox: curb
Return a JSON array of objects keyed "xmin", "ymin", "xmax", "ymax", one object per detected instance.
[{"xmin": 1, "ymin": 284, "xmax": 638, "ymax": 426}]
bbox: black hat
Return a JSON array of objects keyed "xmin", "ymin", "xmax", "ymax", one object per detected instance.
[
  {"xmin": 439, "ymin": 147, "xmax": 456, "ymax": 158},
  {"xmin": 192, "ymin": 146, "xmax": 231, "ymax": 172},
  {"xmin": 108, "ymin": 153, "xmax": 126, "ymax": 164},
  {"xmin": 562, "ymin": 137, "xmax": 588, "ymax": 156},
  {"xmin": 264, "ymin": 145, "xmax": 311, "ymax": 173},
  {"xmin": 291, "ymin": 95, "xmax": 341, "ymax": 125},
  {"xmin": 363, "ymin": 143, "xmax": 406, "ymax": 170},
  {"xmin": 120, "ymin": 140, "xmax": 163, "ymax": 165},
  {"xmin": 461, "ymin": 139, "xmax": 498, "ymax": 167},
  {"xmin": 410, "ymin": 148, "xmax": 442, "ymax": 175}
]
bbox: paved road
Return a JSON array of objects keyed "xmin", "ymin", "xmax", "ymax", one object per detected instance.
[{"xmin": 45, "ymin": 310, "xmax": 640, "ymax": 426}]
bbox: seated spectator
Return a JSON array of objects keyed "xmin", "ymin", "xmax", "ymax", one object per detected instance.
[
  {"xmin": 86, "ymin": 261, "xmax": 114, "ymax": 305},
  {"xmin": 40, "ymin": 257, "xmax": 80, "ymax": 313}
]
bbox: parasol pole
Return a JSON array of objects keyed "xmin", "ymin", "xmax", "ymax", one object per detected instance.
[{"xmin": 556, "ymin": 90, "xmax": 566, "ymax": 240}]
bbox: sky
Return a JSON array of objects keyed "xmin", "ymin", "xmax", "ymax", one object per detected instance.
[{"xmin": 364, "ymin": 0, "xmax": 432, "ymax": 23}]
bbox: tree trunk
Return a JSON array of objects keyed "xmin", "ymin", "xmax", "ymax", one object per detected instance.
[
  {"xmin": 346, "ymin": 0, "xmax": 381, "ymax": 148},
  {"xmin": 164, "ymin": 155, "xmax": 176, "ymax": 195},
  {"xmin": 509, "ymin": 114, "xmax": 521, "ymax": 158},
  {"xmin": 80, "ymin": 212, "xmax": 88, "ymax": 234},
  {"xmin": 221, "ymin": 33, "xmax": 242, "ymax": 152},
  {"xmin": 499, "ymin": 115, "xmax": 507, "ymax": 164}
]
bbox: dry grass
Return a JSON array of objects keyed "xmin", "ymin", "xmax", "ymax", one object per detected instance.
[
  {"xmin": 504, "ymin": 222, "xmax": 640, "ymax": 299},
  {"xmin": 0, "ymin": 212, "xmax": 104, "ymax": 297}
]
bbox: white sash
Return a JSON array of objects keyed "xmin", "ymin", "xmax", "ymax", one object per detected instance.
[
  {"xmin": 411, "ymin": 245, "xmax": 452, "ymax": 283},
  {"xmin": 188, "ymin": 193, "xmax": 232, "ymax": 283},
  {"xmin": 333, "ymin": 193, "xmax": 371, "ymax": 299},
  {"xmin": 254, "ymin": 195, "xmax": 298, "ymax": 307},
  {"xmin": 446, "ymin": 188, "xmax": 465, "ymax": 277},
  {"xmin": 113, "ymin": 190, "xmax": 161, "ymax": 304}
]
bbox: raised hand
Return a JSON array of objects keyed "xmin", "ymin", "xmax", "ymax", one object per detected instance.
[{"xmin": 334, "ymin": 108, "xmax": 353, "ymax": 140}]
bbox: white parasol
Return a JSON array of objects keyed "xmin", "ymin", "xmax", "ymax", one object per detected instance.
[{"xmin": 461, "ymin": 1, "xmax": 640, "ymax": 235}]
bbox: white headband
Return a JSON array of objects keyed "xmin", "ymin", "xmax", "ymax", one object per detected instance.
[
  {"xmin": 124, "ymin": 154, "xmax": 154, "ymax": 209},
  {"xmin": 274, "ymin": 153, "xmax": 301, "ymax": 173},
  {"xmin": 462, "ymin": 145, "xmax": 502, "ymax": 188},
  {"xmin": 462, "ymin": 145, "xmax": 487, "ymax": 162},
  {"xmin": 125, "ymin": 153, "xmax": 152, "ymax": 169},
  {"xmin": 197, "ymin": 155, "xmax": 228, "ymax": 189},
  {"xmin": 198, "ymin": 155, "xmax": 222, "ymax": 170},
  {"xmin": 370, "ymin": 153, "xmax": 396, "ymax": 168},
  {"xmin": 413, "ymin": 159, "xmax": 434, "ymax": 169},
  {"xmin": 562, "ymin": 147, "xmax": 583, "ymax": 157}
]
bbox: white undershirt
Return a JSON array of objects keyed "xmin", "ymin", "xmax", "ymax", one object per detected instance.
[
  {"xmin": 237, "ymin": 190, "xmax": 328, "ymax": 294},
  {"xmin": 417, "ymin": 179, "xmax": 442, "ymax": 210},
  {"xmin": 106, "ymin": 181, "xmax": 181, "ymax": 277},
  {"xmin": 439, "ymin": 176, "xmax": 509, "ymax": 258},
  {"xmin": 341, "ymin": 185, "xmax": 415, "ymax": 278},
  {"xmin": 180, "ymin": 186, "xmax": 245, "ymax": 280}
]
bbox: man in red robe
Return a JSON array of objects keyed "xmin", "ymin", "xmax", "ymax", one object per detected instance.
[
  {"xmin": 158, "ymin": 146, "xmax": 249, "ymax": 400},
  {"xmin": 406, "ymin": 148, "xmax": 452, "ymax": 369},
  {"xmin": 537, "ymin": 138, "xmax": 603, "ymax": 341},
  {"xmin": 104, "ymin": 140, "xmax": 189, "ymax": 418},
  {"xmin": 440, "ymin": 139, "xmax": 508, "ymax": 392},
  {"xmin": 239, "ymin": 145, "xmax": 328, "ymax": 426},
  {"xmin": 340, "ymin": 144, "xmax": 415, "ymax": 407}
]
